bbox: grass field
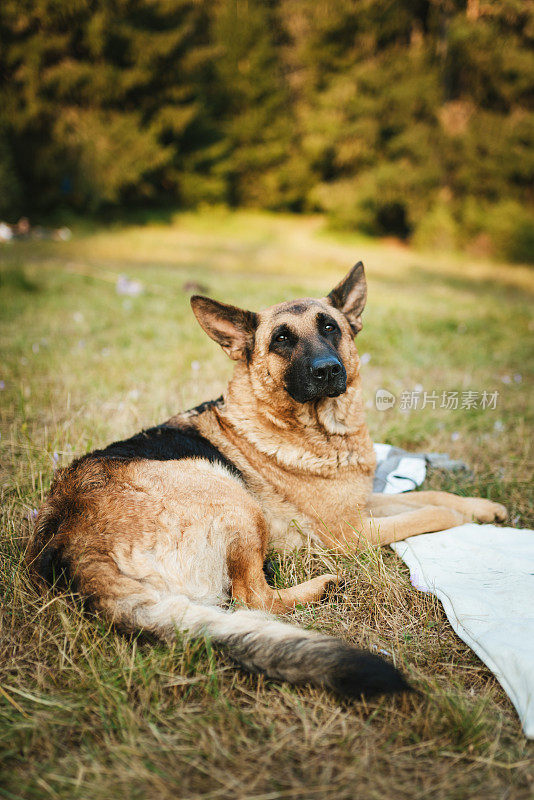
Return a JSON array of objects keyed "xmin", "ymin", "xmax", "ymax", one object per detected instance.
[{"xmin": 1, "ymin": 210, "xmax": 533, "ymax": 799}]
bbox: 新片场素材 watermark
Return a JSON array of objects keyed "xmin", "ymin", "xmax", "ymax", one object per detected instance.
[{"xmin": 375, "ymin": 389, "xmax": 499, "ymax": 411}]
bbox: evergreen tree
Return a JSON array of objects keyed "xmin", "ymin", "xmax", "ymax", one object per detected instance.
[
  {"xmin": 210, "ymin": 0, "xmax": 300, "ymax": 209},
  {"xmin": 277, "ymin": 0, "xmax": 533, "ymax": 253},
  {"xmin": 0, "ymin": 0, "xmax": 532, "ymax": 259},
  {"xmin": 0, "ymin": 0, "xmax": 219, "ymax": 211}
]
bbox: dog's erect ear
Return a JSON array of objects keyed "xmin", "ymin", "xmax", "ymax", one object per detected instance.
[
  {"xmin": 190, "ymin": 296, "xmax": 258, "ymax": 361},
  {"xmin": 327, "ymin": 261, "xmax": 367, "ymax": 335}
]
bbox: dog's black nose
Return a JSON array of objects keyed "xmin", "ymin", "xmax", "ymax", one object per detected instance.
[{"xmin": 310, "ymin": 357, "xmax": 343, "ymax": 381}]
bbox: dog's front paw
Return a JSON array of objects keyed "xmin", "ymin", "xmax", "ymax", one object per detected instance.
[{"xmin": 464, "ymin": 499, "xmax": 508, "ymax": 524}]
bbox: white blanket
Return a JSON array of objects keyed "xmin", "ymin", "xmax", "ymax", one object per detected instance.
[{"xmin": 391, "ymin": 525, "xmax": 534, "ymax": 739}]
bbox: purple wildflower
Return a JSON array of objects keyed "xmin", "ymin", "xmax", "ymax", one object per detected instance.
[
  {"xmin": 410, "ymin": 568, "xmax": 430, "ymax": 593},
  {"xmin": 116, "ymin": 275, "xmax": 143, "ymax": 297}
]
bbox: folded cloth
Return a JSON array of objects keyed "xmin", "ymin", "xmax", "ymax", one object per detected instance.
[
  {"xmin": 392, "ymin": 524, "xmax": 534, "ymax": 739},
  {"xmin": 373, "ymin": 443, "xmax": 470, "ymax": 494},
  {"xmin": 373, "ymin": 444, "xmax": 426, "ymax": 494}
]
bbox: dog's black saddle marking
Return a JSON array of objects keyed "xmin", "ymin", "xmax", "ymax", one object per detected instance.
[{"xmin": 91, "ymin": 423, "xmax": 242, "ymax": 480}]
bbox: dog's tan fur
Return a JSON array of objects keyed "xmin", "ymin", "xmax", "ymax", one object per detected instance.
[{"xmin": 28, "ymin": 262, "xmax": 506, "ymax": 698}]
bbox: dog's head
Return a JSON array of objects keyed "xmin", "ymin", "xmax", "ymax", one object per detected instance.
[{"xmin": 191, "ymin": 262, "xmax": 367, "ymax": 405}]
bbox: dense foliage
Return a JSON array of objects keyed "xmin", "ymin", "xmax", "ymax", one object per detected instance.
[{"xmin": 1, "ymin": 0, "xmax": 533, "ymax": 259}]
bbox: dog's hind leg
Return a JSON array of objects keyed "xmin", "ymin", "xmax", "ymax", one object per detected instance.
[
  {"xmin": 231, "ymin": 568, "xmax": 338, "ymax": 613},
  {"xmin": 227, "ymin": 513, "xmax": 337, "ymax": 613}
]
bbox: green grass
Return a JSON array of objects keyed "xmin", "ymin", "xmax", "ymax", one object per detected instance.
[{"xmin": 1, "ymin": 210, "xmax": 533, "ymax": 798}]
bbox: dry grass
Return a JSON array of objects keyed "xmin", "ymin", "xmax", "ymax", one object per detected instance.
[{"xmin": 1, "ymin": 210, "xmax": 533, "ymax": 798}]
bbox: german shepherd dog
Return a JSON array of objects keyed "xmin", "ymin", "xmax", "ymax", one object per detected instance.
[{"xmin": 29, "ymin": 263, "xmax": 507, "ymax": 699}]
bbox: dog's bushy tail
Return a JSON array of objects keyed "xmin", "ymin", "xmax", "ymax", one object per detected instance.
[{"xmin": 130, "ymin": 593, "xmax": 409, "ymax": 699}]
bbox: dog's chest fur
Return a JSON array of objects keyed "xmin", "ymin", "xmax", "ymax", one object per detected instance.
[{"xmin": 172, "ymin": 382, "xmax": 376, "ymax": 552}]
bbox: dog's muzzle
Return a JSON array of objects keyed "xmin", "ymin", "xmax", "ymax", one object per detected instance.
[
  {"xmin": 285, "ymin": 355, "xmax": 347, "ymax": 403},
  {"xmin": 309, "ymin": 356, "xmax": 346, "ymax": 397}
]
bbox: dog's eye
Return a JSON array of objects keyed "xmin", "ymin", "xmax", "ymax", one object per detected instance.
[
  {"xmin": 323, "ymin": 323, "xmax": 335, "ymax": 333},
  {"xmin": 275, "ymin": 333, "xmax": 288, "ymax": 342}
]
